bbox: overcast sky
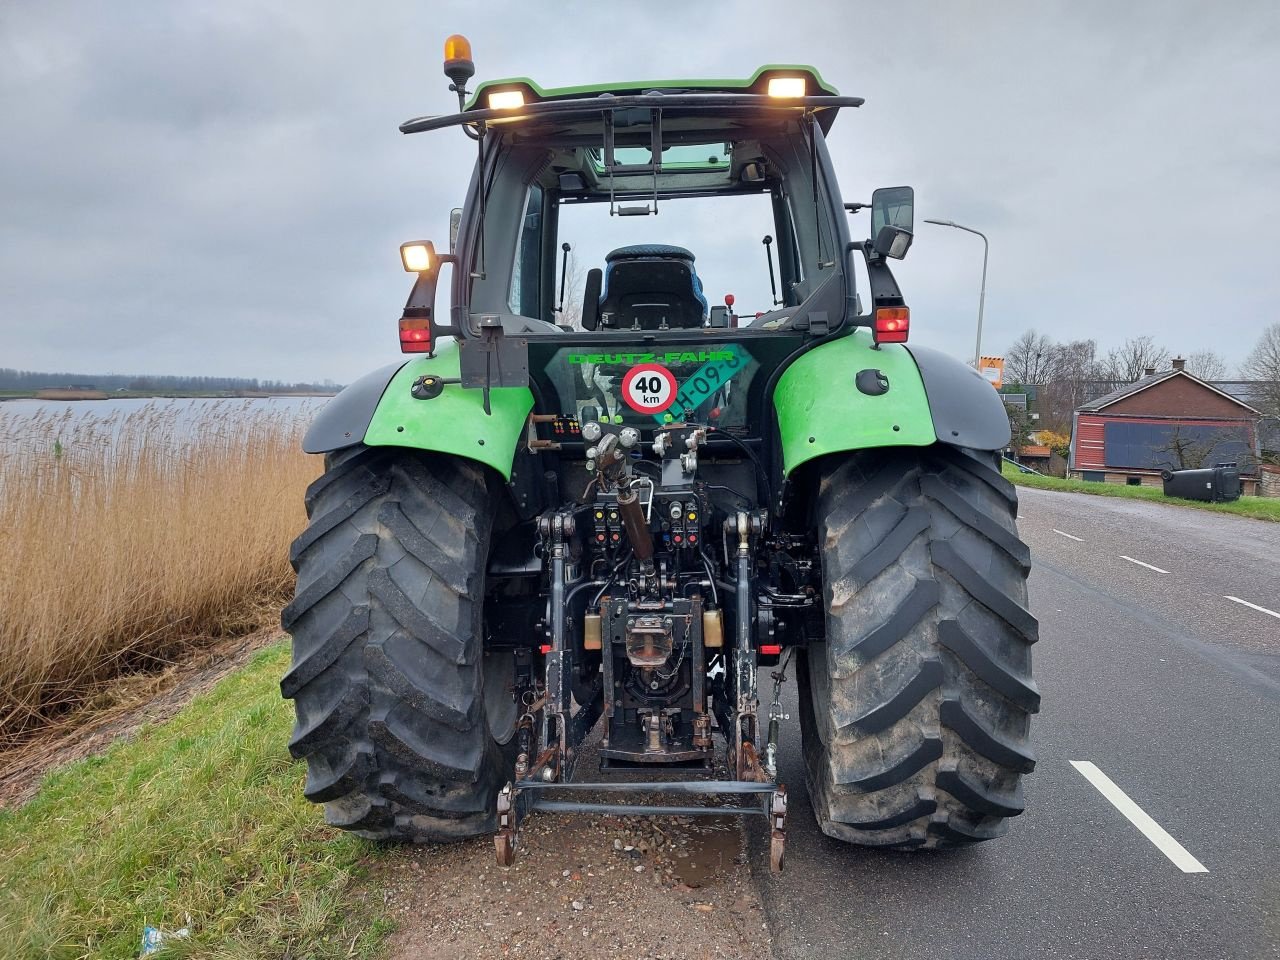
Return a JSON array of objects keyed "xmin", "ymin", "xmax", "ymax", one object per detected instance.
[{"xmin": 2, "ymin": 1, "xmax": 1278, "ymax": 383}]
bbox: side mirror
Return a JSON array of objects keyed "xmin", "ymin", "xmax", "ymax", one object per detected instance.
[
  {"xmin": 871, "ymin": 185, "xmax": 914, "ymax": 237},
  {"xmin": 449, "ymin": 209, "xmax": 462, "ymax": 254},
  {"xmin": 870, "ymin": 186, "xmax": 914, "ymax": 260}
]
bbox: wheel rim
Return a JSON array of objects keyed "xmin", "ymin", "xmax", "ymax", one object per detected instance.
[{"xmin": 483, "ymin": 650, "xmax": 519, "ymax": 744}]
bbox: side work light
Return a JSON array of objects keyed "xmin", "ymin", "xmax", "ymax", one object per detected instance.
[{"xmin": 400, "ymin": 241, "xmax": 436, "ymax": 274}]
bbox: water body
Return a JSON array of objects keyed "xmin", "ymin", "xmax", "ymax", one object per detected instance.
[{"xmin": 0, "ymin": 396, "xmax": 329, "ymax": 451}]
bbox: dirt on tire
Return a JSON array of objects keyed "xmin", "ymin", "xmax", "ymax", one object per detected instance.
[
  {"xmin": 282, "ymin": 447, "xmax": 519, "ymax": 841},
  {"xmin": 799, "ymin": 445, "xmax": 1039, "ymax": 847}
]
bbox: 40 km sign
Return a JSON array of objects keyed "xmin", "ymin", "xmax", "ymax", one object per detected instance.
[{"xmin": 621, "ymin": 364, "xmax": 677, "ymax": 414}]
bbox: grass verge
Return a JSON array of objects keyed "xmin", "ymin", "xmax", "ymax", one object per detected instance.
[
  {"xmin": 1002, "ymin": 463, "xmax": 1280, "ymax": 521},
  {"xmin": 0, "ymin": 641, "xmax": 391, "ymax": 960}
]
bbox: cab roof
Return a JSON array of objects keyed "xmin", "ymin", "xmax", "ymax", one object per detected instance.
[
  {"xmin": 466, "ymin": 65, "xmax": 841, "ymax": 108},
  {"xmin": 401, "ymin": 66, "xmax": 861, "ymax": 136}
]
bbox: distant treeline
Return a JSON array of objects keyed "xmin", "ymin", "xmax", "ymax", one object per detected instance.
[{"xmin": 0, "ymin": 368, "xmax": 342, "ymax": 394}]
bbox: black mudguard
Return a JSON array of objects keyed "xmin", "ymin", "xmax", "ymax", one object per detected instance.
[
  {"xmin": 302, "ymin": 362, "xmax": 405, "ymax": 454},
  {"xmin": 906, "ymin": 344, "xmax": 1011, "ymax": 451}
]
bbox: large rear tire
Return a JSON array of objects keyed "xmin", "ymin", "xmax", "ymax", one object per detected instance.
[
  {"xmin": 798, "ymin": 445, "xmax": 1039, "ymax": 847},
  {"xmin": 281, "ymin": 446, "xmax": 518, "ymax": 841}
]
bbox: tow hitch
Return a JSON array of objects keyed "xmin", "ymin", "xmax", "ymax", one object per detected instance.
[{"xmin": 495, "ymin": 778, "xmax": 788, "ymax": 873}]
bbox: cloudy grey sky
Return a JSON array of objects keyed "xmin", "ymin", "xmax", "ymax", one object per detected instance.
[{"xmin": 2, "ymin": 0, "xmax": 1278, "ymax": 383}]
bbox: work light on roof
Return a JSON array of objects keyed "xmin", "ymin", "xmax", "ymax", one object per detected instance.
[
  {"xmin": 767, "ymin": 76, "xmax": 807, "ymax": 98},
  {"xmin": 487, "ymin": 89, "xmax": 525, "ymax": 110}
]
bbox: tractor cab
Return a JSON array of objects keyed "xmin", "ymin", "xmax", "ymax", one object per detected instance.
[{"xmin": 394, "ymin": 54, "xmax": 918, "ymax": 446}]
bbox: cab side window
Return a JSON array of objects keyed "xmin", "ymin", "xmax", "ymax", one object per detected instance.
[{"xmin": 509, "ymin": 184, "xmax": 544, "ymax": 318}]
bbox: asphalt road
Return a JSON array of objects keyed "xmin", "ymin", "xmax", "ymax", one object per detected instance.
[{"xmin": 749, "ymin": 488, "xmax": 1280, "ymax": 960}]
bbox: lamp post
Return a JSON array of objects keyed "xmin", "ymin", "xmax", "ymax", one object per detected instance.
[{"xmin": 924, "ymin": 218, "xmax": 988, "ymax": 368}]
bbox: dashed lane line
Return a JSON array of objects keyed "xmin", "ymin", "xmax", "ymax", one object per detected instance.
[
  {"xmin": 1070, "ymin": 761, "xmax": 1208, "ymax": 874},
  {"xmin": 1225, "ymin": 596, "xmax": 1280, "ymax": 620},
  {"xmin": 1053, "ymin": 529, "xmax": 1084, "ymax": 542},
  {"xmin": 1119, "ymin": 555, "xmax": 1170, "ymax": 575}
]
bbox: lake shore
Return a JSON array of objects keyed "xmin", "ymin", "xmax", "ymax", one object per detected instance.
[{"xmin": 0, "ymin": 390, "xmax": 337, "ymax": 401}]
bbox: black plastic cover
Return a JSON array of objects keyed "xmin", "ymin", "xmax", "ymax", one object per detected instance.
[
  {"xmin": 855, "ymin": 368, "xmax": 889, "ymax": 396},
  {"xmin": 906, "ymin": 344, "xmax": 1011, "ymax": 451},
  {"xmin": 302, "ymin": 362, "xmax": 404, "ymax": 454}
]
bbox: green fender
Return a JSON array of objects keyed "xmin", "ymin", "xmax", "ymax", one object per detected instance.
[
  {"xmin": 363, "ymin": 341, "xmax": 534, "ymax": 480},
  {"xmin": 773, "ymin": 329, "xmax": 936, "ymax": 475}
]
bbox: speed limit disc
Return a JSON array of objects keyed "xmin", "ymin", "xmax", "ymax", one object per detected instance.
[{"xmin": 620, "ymin": 363, "xmax": 677, "ymax": 415}]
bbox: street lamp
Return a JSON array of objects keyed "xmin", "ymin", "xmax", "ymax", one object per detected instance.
[{"xmin": 924, "ymin": 218, "xmax": 988, "ymax": 368}]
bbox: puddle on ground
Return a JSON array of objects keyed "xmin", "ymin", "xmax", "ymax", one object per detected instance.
[{"xmin": 668, "ymin": 815, "xmax": 740, "ymax": 887}]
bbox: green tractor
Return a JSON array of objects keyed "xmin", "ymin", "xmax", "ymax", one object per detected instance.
[{"xmin": 281, "ymin": 37, "xmax": 1038, "ymax": 870}]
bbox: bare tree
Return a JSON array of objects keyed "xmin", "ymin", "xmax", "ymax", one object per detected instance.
[
  {"xmin": 1004, "ymin": 330, "xmax": 1055, "ymax": 386},
  {"xmin": 1100, "ymin": 336, "xmax": 1170, "ymax": 382},
  {"xmin": 1038, "ymin": 338, "xmax": 1100, "ymax": 431},
  {"xmin": 1241, "ymin": 322, "xmax": 1280, "ymax": 416},
  {"xmin": 1183, "ymin": 349, "xmax": 1229, "ymax": 381}
]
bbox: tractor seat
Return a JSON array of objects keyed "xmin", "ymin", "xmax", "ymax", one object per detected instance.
[{"xmin": 597, "ymin": 244, "xmax": 708, "ymax": 329}]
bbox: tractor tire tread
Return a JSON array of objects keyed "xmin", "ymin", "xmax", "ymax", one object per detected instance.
[
  {"xmin": 282, "ymin": 445, "xmax": 515, "ymax": 842},
  {"xmin": 800, "ymin": 444, "xmax": 1038, "ymax": 849}
]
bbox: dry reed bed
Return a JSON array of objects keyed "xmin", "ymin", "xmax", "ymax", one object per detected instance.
[{"xmin": 0, "ymin": 402, "xmax": 318, "ymax": 744}]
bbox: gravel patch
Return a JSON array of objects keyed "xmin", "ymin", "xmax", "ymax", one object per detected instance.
[{"xmin": 374, "ymin": 735, "xmax": 774, "ymax": 959}]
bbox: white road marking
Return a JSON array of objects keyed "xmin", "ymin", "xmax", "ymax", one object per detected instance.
[
  {"xmin": 1225, "ymin": 596, "xmax": 1280, "ymax": 620},
  {"xmin": 1119, "ymin": 555, "xmax": 1170, "ymax": 574},
  {"xmin": 1070, "ymin": 761, "xmax": 1208, "ymax": 874},
  {"xmin": 1053, "ymin": 529, "xmax": 1084, "ymax": 542}
]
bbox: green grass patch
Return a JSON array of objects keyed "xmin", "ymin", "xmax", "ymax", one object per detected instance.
[
  {"xmin": 1002, "ymin": 463, "xmax": 1280, "ymax": 521},
  {"xmin": 0, "ymin": 641, "xmax": 392, "ymax": 959}
]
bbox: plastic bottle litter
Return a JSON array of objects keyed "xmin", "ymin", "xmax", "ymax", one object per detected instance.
[{"xmin": 140, "ymin": 919, "xmax": 191, "ymax": 956}]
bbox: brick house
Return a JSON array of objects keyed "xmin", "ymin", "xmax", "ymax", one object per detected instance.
[{"xmin": 1069, "ymin": 358, "xmax": 1263, "ymax": 495}]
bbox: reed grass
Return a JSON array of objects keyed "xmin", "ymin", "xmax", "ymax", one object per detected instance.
[{"xmin": 0, "ymin": 402, "xmax": 318, "ymax": 745}]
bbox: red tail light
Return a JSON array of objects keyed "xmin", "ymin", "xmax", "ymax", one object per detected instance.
[
  {"xmin": 873, "ymin": 306, "xmax": 909, "ymax": 345},
  {"xmin": 759, "ymin": 644, "xmax": 782, "ymax": 656},
  {"xmin": 399, "ymin": 317, "xmax": 433, "ymax": 353}
]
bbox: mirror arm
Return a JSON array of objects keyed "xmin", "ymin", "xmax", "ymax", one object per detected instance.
[
  {"xmin": 401, "ymin": 256, "xmax": 462, "ymax": 338},
  {"xmin": 857, "ymin": 241, "xmax": 906, "ymax": 310}
]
